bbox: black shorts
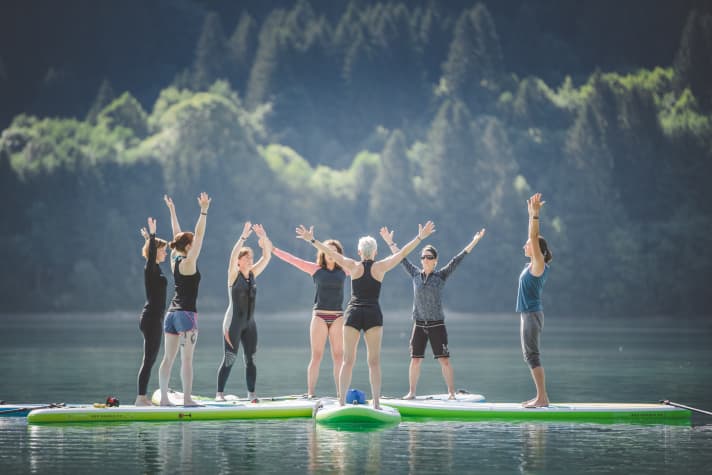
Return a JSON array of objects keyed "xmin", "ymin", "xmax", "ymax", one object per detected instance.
[
  {"xmin": 410, "ymin": 320, "xmax": 449, "ymax": 358},
  {"xmin": 344, "ymin": 305, "xmax": 383, "ymax": 332}
]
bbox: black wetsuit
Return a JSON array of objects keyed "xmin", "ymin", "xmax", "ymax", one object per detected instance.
[
  {"xmin": 217, "ymin": 271, "xmax": 258, "ymax": 393},
  {"xmin": 344, "ymin": 260, "xmax": 383, "ymax": 331},
  {"xmin": 138, "ymin": 234, "xmax": 167, "ymax": 396}
]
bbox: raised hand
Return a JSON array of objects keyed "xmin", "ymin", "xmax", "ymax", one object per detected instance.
[
  {"xmin": 296, "ymin": 224, "xmax": 314, "ymax": 242},
  {"xmin": 148, "ymin": 217, "xmax": 157, "ymax": 235},
  {"xmin": 241, "ymin": 221, "xmax": 253, "ymax": 240},
  {"xmin": 140, "ymin": 227, "xmax": 149, "ymax": 240},
  {"xmin": 418, "ymin": 221, "xmax": 436, "ymax": 240},
  {"xmin": 379, "ymin": 227, "xmax": 394, "ymax": 245},
  {"xmin": 527, "ymin": 193, "xmax": 545, "ymax": 216},
  {"xmin": 252, "ymin": 224, "xmax": 267, "ymax": 239},
  {"xmin": 164, "ymin": 195, "xmax": 175, "ymax": 211},
  {"xmin": 473, "ymin": 228, "xmax": 486, "ymax": 243},
  {"xmin": 198, "ymin": 192, "xmax": 211, "ymax": 211}
]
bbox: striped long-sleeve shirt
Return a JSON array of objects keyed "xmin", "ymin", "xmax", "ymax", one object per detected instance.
[{"xmin": 401, "ymin": 250, "xmax": 468, "ymax": 322}]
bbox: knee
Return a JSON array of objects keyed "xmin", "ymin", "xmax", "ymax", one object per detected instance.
[
  {"xmin": 524, "ymin": 352, "xmax": 541, "ymax": 369},
  {"xmin": 367, "ymin": 355, "xmax": 380, "ymax": 368},
  {"xmin": 332, "ymin": 351, "xmax": 343, "ymax": 363},
  {"xmin": 438, "ymin": 357, "xmax": 451, "ymax": 368},
  {"xmin": 244, "ymin": 353, "xmax": 256, "ymax": 369},
  {"xmin": 311, "ymin": 349, "xmax": 324, "ymax": 363},
  {"xmin": 411, "ymin": 358, "xmax": 423, "ymax": 368}
]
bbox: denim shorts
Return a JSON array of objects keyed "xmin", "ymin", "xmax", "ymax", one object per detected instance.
[{"xmin": 164, "ymin": 310, "xmax": 198, "ymax": 334}]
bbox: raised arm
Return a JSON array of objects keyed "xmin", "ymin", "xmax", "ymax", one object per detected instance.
[
  {"xmin": 374, "ymin": 221, "xmax": 436, "ymax": 274},
  {"xmin": 272, "ymin": 247, "xmax": 321, "ymax": 275},
  {"xmin": 439, "ymin": 228, "xmax": 486, "ymax": 280},
  {"xmin": 227, "ymin": 221, "xmax": 253, "ymax": 286},
  {"xmin": 251, "ymin": 224, "xmax": 273, "ymax": 277},
  {"xmin": 146, "ymin": 217, "xmax": 158, "ymax": 264},
  {"xmin": 183, "ymin": 192, "xmax": 211, "ymax": 267},
  {"xmin": 379, "ymin": 226, "xmax": 419, "ymax": 277},
  {"xmin": 528, "ymin": 193, "xmax": 546, "ymax": 276},
  {"xmin": 164, "ymin": 195, "xmax": 182, "ymax": 238},
  {"xmin": 296, "ymin": 225, "xmax": 361, "ymax": 275}
]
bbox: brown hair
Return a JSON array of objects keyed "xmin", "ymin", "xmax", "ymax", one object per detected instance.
[
  {"xmin": 169, "ymin": 232, "xmax": 194, "ymax": 253},
  {"xmin": 539, "ymin": 236, "xmax": 553, "ymax": 264},
  {"xmin": 142, "ymin": 237, "xmax": 167, "ymax": 259},
  {"xmin": 421, "ymin": 244, "xmax": 438, "ymax": 259},
  {"xmin": 317, "ymin": 239, "xmax": 344, "ymax": 270}
]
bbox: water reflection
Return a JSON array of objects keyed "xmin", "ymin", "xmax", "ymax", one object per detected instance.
[
  {"xmin": 307, "ymin": 422, "xmax": 387, "ymax": 474},
  {"xmin": 518, "ymin": 423, "xmax": 548, "ymax": 474},
  {"xmin": 406, "ymin": 423, "xmax": 455, "ymax": 474}
]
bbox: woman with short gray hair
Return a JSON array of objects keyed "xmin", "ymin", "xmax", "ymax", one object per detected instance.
[{"xmin": 296, "ymin": 221, "xmax": 435, "ymax": 409}]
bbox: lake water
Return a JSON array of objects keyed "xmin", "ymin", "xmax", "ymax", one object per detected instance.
[{"xmin": 1, "ymin": 311, "xmax": 711, "ymax": 473}]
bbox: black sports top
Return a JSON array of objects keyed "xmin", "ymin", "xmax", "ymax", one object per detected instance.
[
  {"xmin": 142, "ymin": 234, "xmax": 167, "ymax": 317},
  {"xmin": 167, "ymin": 256, "xmax": 201, "ymax": 312},
  {"xmin": 231, "ymin": 271, "xmax": 256, "ymax": 321},
  {"xmin": 348, "ymin": 260, "xmax": 381, "ymax": 307}
]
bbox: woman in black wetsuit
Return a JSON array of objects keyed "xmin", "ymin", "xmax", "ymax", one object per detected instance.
[
  {"xmin": 216, "ymin": 222, "xmax": 272, "ymax": 403},
  {"xmin": 158, "ymin": 193, "xmax": 211, "ymax": 407},
  {"xmin": 296, "ymin": 221, "xmax": 435, "ymax": 409},
  {"xmin": 136, "ymin": 217, "xmax": 168, "ymax": 406}
]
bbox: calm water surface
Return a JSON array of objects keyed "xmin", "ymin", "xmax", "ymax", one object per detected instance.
[{"xmin": 1, "ymin": 312, "xmax": 711, "ymax": 474}]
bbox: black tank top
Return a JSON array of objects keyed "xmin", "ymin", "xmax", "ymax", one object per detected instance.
[
  {"xmin": 348, "ymin": 260, "xmax": 381, "ymax": 307},
  {"xmin": 168, "ymin": 256, "xmax": 201, "ymax": 312},
  {"xmin": 143, "ymin": 235, "xmax": 167, "ymax": 316},
  {"xmin": 232, "ymin": 271, "xmax": 256, "ymax": 321}
]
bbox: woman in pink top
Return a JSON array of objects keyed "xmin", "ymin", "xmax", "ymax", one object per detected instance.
[{"xmin": 272, "ymin": 240, "xmax": 348, "ymax": 398}]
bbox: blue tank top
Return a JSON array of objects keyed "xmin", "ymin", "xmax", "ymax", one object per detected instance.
[
  {"xmin": 313, "ymin": 267, "xmax": 346, "ymax": 311},
  {"xmin": 349, "ymin": 260, "xmax": 381, "ymax": 307},
  {"xmin": 516, "ymin": 264, "xmax": 549, "ymax": 313},
  {"xmin": 168, "ymin": 256, "xmax": 201, "ymax": 313}
]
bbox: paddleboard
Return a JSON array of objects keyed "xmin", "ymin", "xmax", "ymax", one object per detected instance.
[
  {"xmin": 150, "ymin": 389, "xmax": 318, "ymax": 406},
  {"xmin": 28, "ymin": 398, "xmax": 318, "ymax": 424},
  {"xmin": 314, "ymin": 401, "xmax": 401, "ymax": 426},
  {"xmin": 384, "ymin": 392, "xmax": 486, "ymax": 403},
  {"xmin": 0, "ymin": 403, "xmax": 67, "ymax": 417},
  {"xmin": 380, "ymin": 400, "xmax": 691, "ymax": 425}
]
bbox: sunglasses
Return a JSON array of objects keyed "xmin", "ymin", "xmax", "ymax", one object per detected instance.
[{"xmin": 420, "ymin": 255, "xmax": 436, "ymax": 260}]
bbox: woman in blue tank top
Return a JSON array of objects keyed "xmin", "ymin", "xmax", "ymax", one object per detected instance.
[
  {"xmin": 158, "ymin": 193, "xmax": 211, "ymax": 407},
  {"xmin": 296, "ymin": 221, "xmax": 435, "ymax": 410},
  {"xmin": 517, "ymin": 192, "xmax": 553, "ymax": 408}
]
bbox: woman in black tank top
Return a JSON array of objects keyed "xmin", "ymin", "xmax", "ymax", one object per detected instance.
[
  {"xmin": 136, "ymin": 217, "xmax": 168, "ymax": 406},
  {"xmin": 296, "ymin": 221, "xmax": 435, "ymax": 410},
  {"xmin": 157, "ymin": 193, "xmax": 211, "ymax": 407}
]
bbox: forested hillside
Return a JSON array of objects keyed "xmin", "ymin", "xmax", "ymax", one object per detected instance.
[{"xmin": 1, "ymin": 1, "xmax": 711, "ymax": 316}]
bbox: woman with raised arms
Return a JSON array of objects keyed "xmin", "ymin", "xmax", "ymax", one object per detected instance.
[
  {"xmin": 136, "ymin": 217, "xmax": 168, "ymax": 406},
  {"xmin": 158, "ymin": 193, "xmax": 211, "ymax": 407},
  {"xmin": 296, "ymin": 221, "xmax": 435, "ymax": 409},
  {"xmin": 517, "ymin": 192, "xmax": 553, "ymax": 408},
  {"xmin": 216, "ymin": 222, "xmax": 272, "ymax": 403},
  {"xmin": 272, "ymin": 238, "xmax": 348, "ymax": 399}
]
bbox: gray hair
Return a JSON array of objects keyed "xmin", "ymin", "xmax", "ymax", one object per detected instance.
[{"xmin": 357, "ymin": 236, "xmax": 377, "ymax": 260}]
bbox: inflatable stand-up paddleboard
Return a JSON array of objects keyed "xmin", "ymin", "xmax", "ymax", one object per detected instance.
[
  {"xmin": 314, "ymin": 400, "xmax": 401, "ymax": 427},
  {"xmin": 0, "ymin": 403, "xmax": 67, "ymax": 418},
  {"xmin": 150, "ymin": 389, "xmax": 321, "ymax": 406},
  {"xmin": 27, "ymin": 391, "xmax": 319, "ymax": 424},
  {"xmin": 380, "ymin": 400, "xmax": 691, "ymax": 425}
]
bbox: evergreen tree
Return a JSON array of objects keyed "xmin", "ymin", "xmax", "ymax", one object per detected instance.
[
  {"xmin": 673, "ymin": 10, "xmax": 712, "ymax": 110},
  {"xmin": 97, "ymin": 92, "xmax": 149, "ymax": 138},
  {"xmin": 86, "ymin": 79, "xmax": 116, "ymax": 123},
  {"xmin": 227, "ymin": 12, "xmax": 258, "ymax": 93},
  {"xmin": 192, "ymin": 12, "xmax": 229, "ymax": 90},
  {"xmin": 441, "ymin": 4, "xmax": 504, "ymax": 112}
]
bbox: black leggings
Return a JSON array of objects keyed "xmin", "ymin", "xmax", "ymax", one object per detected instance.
[
  {"xmin": 137, "ymin": 314, "xmax": 163, "ymax": 395},
  {"xmin": 217, "ymin": 318, "xmax": 258, "ymax": 393}
]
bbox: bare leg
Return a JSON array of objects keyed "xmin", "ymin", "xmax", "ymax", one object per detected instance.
[
  {"xmin": 364, "ymin": 326, "xmax": 383, "ymax": 410},
  {"xmin": 308, "ymin": 316, "xmax": 328, "ymax": 397},
  {"xmin": 180, "ymin": 330, "xmax": 200, "ymax": 406},
  {"xmin": 523, "ymin": 366, "xmax": 549, "ymax": 408},
  {"xmin": 338, "ymin": 326, "xmax": 360, "ymax": 406},
  {"xmin": 403, "ymin": 358, "xmax": 422, "ymax": 399},
  {"xmin": 158, "ymin": 333, "xmax": 180, "ymax": 406},
  {"xmin": 328, "ymin": 317, "xmax": 344, "ymax": 399},
  {"xmin": 437, "ymin": 357, "xmax": 456, "ymax": 399}
]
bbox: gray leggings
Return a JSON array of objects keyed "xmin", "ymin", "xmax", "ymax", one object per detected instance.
[{"xmin": 520, "ymin": 311, "xmax": 544, "ymax": 369}]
